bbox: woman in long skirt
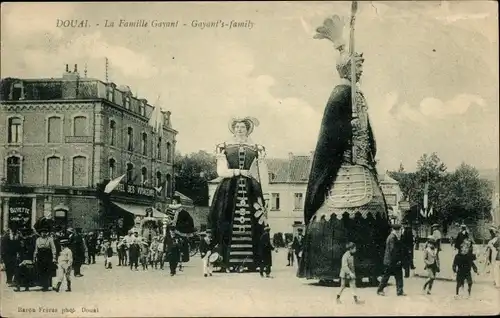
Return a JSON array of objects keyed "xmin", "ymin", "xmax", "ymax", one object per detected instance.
[
  {"xmin": 208, "ymin": 117, "xmax": 270, "ymax": 272},
  {"xmin": 34, "ymin": 228, "xmax": 56, "ymax": 291}
]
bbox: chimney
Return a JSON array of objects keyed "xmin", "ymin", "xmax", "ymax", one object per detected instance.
[
  {"xmin": 74, "ymin": 64, "xmax": 78, "ymax": 73},
  {"xmin": 65, "ymin": 64, "xmax": 69, "ymax": 73}
]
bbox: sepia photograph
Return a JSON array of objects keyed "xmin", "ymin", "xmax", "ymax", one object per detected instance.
[{"xmin": 0, "ymin": 1, "xmax": 499, "ymax": 316}]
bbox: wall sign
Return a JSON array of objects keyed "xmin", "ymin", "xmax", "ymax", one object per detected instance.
[{"xmin": 8, "ymin": 197, "xmax": 32, "ymax": 230}]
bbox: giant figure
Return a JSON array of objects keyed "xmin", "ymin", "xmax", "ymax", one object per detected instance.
[
  {"xmin": 208, "ymin": 117, "xmax": 270, "ymax": 272},
  {"xmin": 298, "ymin": 8, "xmax": 390, "ymax": 285}
]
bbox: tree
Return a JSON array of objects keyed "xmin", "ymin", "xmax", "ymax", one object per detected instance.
[
  {"xmin": 174, "ymin": 150, "xmax": 217, "ymax": 206},
  {"xmin": 388, "ymin": 155, "xmax": 493, "ymax": 229},
  {"xmin": 443, "ymin": 163, "xmax": 493, "ymax": 223}
]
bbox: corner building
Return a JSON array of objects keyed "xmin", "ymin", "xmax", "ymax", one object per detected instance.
[{"xmin": 0, "ymin": 65, "xmax": 177, "ymax": 234}]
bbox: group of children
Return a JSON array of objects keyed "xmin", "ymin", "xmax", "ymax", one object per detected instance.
[{"xmin": 334, "ymin": 234, "xmax": 480, "ymax": 304}]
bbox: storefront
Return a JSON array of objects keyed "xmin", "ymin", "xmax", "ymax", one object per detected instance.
[
  {"xmin": 99, "ymin": 181, "xmax": 167, "ymax": 236},
  {"xmin": 1, "ymin": 184, "xmax": 98, "ymax": 233}
]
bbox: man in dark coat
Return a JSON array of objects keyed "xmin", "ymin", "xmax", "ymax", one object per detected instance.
[
  {"xmin": 1, "ymin": 228, "xmax": 20, "ymax": 286},
  {"xmin": 377, "ymin": 224, "xmax": 406, "ymax": 296},
  {"xmin": 401, "ymin": 223, "xmax": 415, "ymax": 278},
  {"xmin": 292, "ymin": 228, "xmax": 304, "ymax": 265},
  {"xmin": 86, "ymin": 232, "xmax": 97, "ymax": 264},
  {"xmin": 68, "ymin": 228, "xmax": 86, "ymax": 277},
  {"xmin": 166, "ymin": 231, "xmax": 181, "ymax": 276},
  {"xmin": 259, "ymin": 226, "xmax": 274, "ymax": 278}
]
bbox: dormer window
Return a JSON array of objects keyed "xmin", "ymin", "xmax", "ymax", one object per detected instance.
[
  {"xmin": 11, "ymin": 82, "xmax": 25, "ymax": 100},
  {"xmin": 106, "ymin": 86, "xmax": 114, "ymax": 102},
  {"xmin": 140, "ymin": 100, "xmax": 146, "ymax": 116}
]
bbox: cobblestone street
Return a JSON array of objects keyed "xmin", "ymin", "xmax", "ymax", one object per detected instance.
[{"xmin": 2, "ymin": 248, "xmax": 499, "ymax": 317}]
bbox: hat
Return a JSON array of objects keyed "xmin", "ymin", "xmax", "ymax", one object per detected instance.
[
  {"xmin": 228, "ymin": 117, "xmax": 260, "ymax": 136},
  {"xmin": 427, "ymin": 235, "xmax": 436, "ymax": 242},
  {"xmin": 391, "ymin": 223, "xmax": 402, "ymax": 230},
  {"xmin": 431, "ymin": 223, "xmax": 440, "ymax": 228},
  {"xmin": 264, "ymin": 225, "xmax": 271, "ymax": 231},
  {"xmin": 60, "ymin": 239, "xmax": 69, "ymax": 245},
  {"xmin": 67, "ymin": 227, "xmax": 74, "ymax": 233},
  {"xmin": 461, "ymin": 224, "xmax": 467, "ymax": 229}
]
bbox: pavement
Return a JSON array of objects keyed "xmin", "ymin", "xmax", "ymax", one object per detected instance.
[{"xmin": 1, "ymin": 248, "xmax": 499, "ymax": 317}]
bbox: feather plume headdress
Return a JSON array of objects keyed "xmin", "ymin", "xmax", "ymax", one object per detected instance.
[
  {"xmin": 228, "ymin": 116, "xmax": 260, "ymax": 136},
  {"xmin": 314, "ymin": 15, "xmax": 364, "ymax": 74}
]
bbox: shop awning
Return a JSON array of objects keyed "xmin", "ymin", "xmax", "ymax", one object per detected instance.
[{"xmin": 112, "ymin": 201, "xmax": 165, "ymax": 218}]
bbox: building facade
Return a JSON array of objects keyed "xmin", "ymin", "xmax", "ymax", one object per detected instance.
[
  {"xmin": 0, "ymin": 65, "xmax": 177, "ymax": 234},
  {"xmin": 208, "ymin": 153, "xmax": 403, "ymax": 235}
]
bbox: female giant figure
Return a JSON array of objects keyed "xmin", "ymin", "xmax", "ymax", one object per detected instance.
[
  {"xmin": 298, "ymin": 16, "xmax": 390, "ymax": 285},
  {"xmin": 208, "ymin": 117, "xmax": 270, "ymax": 273}
]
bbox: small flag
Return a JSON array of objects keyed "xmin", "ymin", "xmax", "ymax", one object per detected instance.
[
  {"xmin": 104, "ymin": 174, "xmax": 126, "ymax": 194},
  {"xmin": 423, "ymin": 182, "xmax": 429, "ymax": 210},
  {"xmin": 148, "ymin": 95, "xmax": 164, "ymax": 137}
]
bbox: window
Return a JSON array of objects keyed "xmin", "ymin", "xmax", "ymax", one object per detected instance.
[
  {"xmin": 141, "ymin": 133, "xmax": 148, "ymax": 156},
  {"xmin": 6, "ymin": 156, "xmax": 21, "ymax": 184},
  {"xmin": 139, "ymin": 101, "xmax": 146, "ymax": 116},
  {"xmin": 166, "ymin": 174, "xmax": 172, "ymax": 197},
  {"xmin": 110, "ymin": 120, "xmax": 116, "ymax": 146},
  {"xmin": 72, "ymin": 156, "xmax": 87, "ymax": 187},
  {"xmin": 271, "ymin": 193, "xmax": 280, "ymax": 210},
  {"xmin": 294, "ymin": 193, "xmax": 304, "ymax": 210},
  {"xmin": 106, "ymin": 86, "xmax": 114, "ymax": 102},
  {"xmin": 47, "ymin": 116, "xmax": 63, "ymax": 143},
  {"xmin": 125, "ymin": 96, "xmax": 131, "ymax": 109},
  {"xmin": 156, "ymin": 171, "xmax": 162, "ymax": 188},
  {"xmin": 126, "ymin": 163, "xmax": 134, "ymax": 183},
  {"xmin": 46, "ymin": 156, "xmax": 62, "ymax": 185},
  {"xmin": 11, "ymin": 82, "xmax": 24, "ymax": 100},
  {"xmin": 141, "ymin": 167, "xmax": 148, "ymax": 185},
  {"xmin": 8, "ymin": 117, "xmax": 22, "ymax": 143},
  {"xmin": 127, "ymin": 127, "xmax": 134, "ymax": 151},
  {"xmin": 166, "ymin": 142, "xmax": 172, "ymax": 163},
  {"xmin": 109, "ymin": 158, "xmax": 116, "ymax": 179},
  {"xmin": 73, "ymin": 116, "xmax": 87, "ymax": 136},
  {"xmin": 157, "ymin": 137, "xmax": 162, "ymax": 160}
]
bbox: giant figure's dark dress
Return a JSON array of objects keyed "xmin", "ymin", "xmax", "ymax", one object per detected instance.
[
  {"xmin": 208, "ymin": 143, "xmax": 267, "ymax": 271},
  {"xmin": 298, "ymin": 83, "xmax": 390, "ymax": 283}
]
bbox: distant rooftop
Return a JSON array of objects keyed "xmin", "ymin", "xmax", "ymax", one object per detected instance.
[{"xmin": 209, "ymin": 153, "xmax": 398, "ymax": 185}]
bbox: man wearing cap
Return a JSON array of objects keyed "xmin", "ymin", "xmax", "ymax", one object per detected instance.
[
  {"xmin": 377, "ymin": 223, "xmax": 406, "ymax": 296},
  {"xmin": 292, "ymin": 228, "xmax": 304, "ymax": 266},
  {"xmin": 128, "ymin": 230, "xmax": 140, "ymax": 271}
]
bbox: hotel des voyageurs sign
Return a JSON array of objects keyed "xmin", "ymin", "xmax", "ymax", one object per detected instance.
[{"xmin": 113, "ymin": 182, "xmax": 157, "ymax": 198}]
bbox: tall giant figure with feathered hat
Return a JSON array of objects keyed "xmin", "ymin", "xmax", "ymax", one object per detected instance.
[{"xmin": 298, "ymin": 2, "xmax": 390, "ymax": 284}]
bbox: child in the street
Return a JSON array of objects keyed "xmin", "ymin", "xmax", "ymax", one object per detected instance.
[
  {"xmin": 54, "ymin": 239, "xmax": 73, "ymax": 292},
  {"xmin": 140, "ymin": 242, "xmax": 149, "ymax": 270},
  {"xmin": 453, "ymin": 240, "xmax": 478, "ymax": 299},
  {"xmin": 336, "ymin": 242, "xmax": 363, "ymax": 304},
  {"xmin": 104, "ymin": 241, "xmax": 113, "ymax": 269},
  {"xmin": 423, "ymin": 236, "xmax": 440, "ymax": 294},
  {"xmin": 286, "ymin": 240, "xmax": 294, "ymax": 267}
]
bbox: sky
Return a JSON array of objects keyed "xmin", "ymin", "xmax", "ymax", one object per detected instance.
[{"xmin": 1, "ymin": 1, "xmax": 498, "ymax": 172}]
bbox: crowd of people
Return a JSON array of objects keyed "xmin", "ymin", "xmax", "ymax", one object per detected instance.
[{"xmin": 0, "ymin": 225, "xmax": 88, "ymax": 292}]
